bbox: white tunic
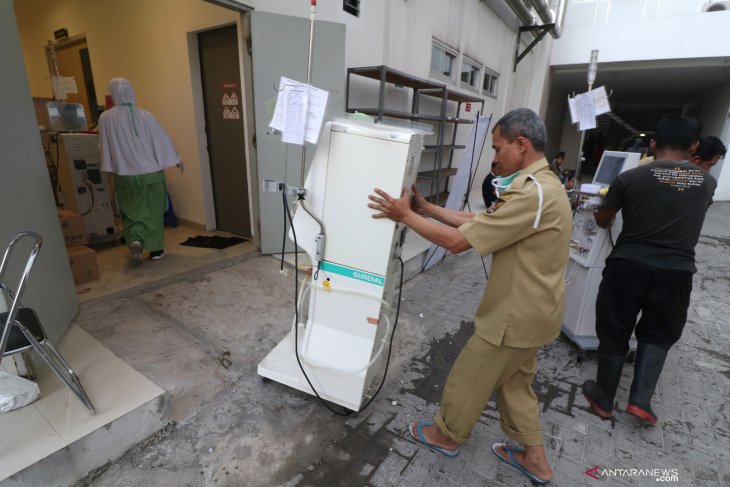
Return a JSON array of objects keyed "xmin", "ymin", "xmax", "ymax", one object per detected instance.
[{"xmin": 98, "ymin": 78, "xmax": 180, "ymax": 176}]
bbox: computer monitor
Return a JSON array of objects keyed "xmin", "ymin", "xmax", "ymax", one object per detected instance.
[
  {"xmin": 47, "ymin": 102, "xmax": 88, "ymax": 131},
  {"xmin": 593, "ymin": 152, "xmax": 627, "ymax": 187}
]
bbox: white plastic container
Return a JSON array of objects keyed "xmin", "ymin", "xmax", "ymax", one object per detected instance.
[{"xmin": 580, "ymin": 183, "xmax": 602, "ymax": 194}]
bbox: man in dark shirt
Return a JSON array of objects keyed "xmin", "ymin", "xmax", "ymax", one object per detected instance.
[
  {"xmin": 481, "ymin": 162, "xmax": 499, "ymax": 208},
  {"xmin": 691, "ymin": 135, "xmax": 726, "ymax": 173},
  {"xmin": 549, "ymin": 151, "xmax": 566, "ymax": 179},
  {"xmin": 582, "ymin": 115, "xmax": 716, "ymax": 424}
]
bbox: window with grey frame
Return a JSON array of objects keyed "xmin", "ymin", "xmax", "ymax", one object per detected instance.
[
  {"xmin": 343, "ymin": 0, "xmax": 360, "ymax": 17},
  {"xmin": 431, "ymin": 41, "xmax": 457, "ymax": 81},
  {"xmin": 483, "ymin": 69, "xmax": 499, "ymax": 97},
  {"xmin": 460, "ymin": 58, "xmax": 481, "ymax": 91}
]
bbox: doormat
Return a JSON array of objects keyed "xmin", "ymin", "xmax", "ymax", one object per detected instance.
[{"xmin": 180, "ymin": 235, "xmax": 248, "ymax": 249}]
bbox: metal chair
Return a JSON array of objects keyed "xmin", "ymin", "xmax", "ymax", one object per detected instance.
[{"xmin": 0, "ymin": 231, "xmax": 95, "ymax": 415}]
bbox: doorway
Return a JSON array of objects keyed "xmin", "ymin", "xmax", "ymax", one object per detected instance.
[{"xmin": 198, "ymin": 25, "xmax": 251, "ymax": 238}]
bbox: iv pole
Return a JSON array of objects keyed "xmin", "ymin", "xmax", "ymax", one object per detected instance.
[
  {"xmin": 292, "ymin": 0, "xmax": 325, "ymax": 241},
  {"xmin": 299, "ymin": 0, "xmax": 317, "ymax": 191},
  {"xmin": 573, "ymin": 49, "xmax": 599, "ymax": 187}
]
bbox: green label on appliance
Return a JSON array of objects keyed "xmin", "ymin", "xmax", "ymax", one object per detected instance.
[{"xmin": 319, "ymin": 261, "xmax": 385, "ymax": 287}]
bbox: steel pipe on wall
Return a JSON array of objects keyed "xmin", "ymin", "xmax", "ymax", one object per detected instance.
[
  {"xmin": 504, "ymin": 0, "xmax": 567, "ymax": 38},
  {"xmin": 504, "ymin": 0, "xmax": 536, "ymax": 27}
]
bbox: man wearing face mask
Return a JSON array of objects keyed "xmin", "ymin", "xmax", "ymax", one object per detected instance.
[{"xmin": 368, "ymin": 108, "xmax": 571, "ymax": 485}]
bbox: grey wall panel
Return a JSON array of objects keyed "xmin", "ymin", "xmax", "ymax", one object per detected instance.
[
  {"xmin": 1, "ymin": 3, "xmax": 78, "ymax": 343},
  {"xmin": 251, "ymin": 11, "xmax": 345, "ymax": 254}
]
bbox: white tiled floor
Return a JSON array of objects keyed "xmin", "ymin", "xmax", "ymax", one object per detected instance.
[{"xmin": 0, "ymin": 325, "xmax": 163, "ymax": 481}]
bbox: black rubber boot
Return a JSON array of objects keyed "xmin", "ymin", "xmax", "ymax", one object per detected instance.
[
  {"xmin": 627, "ymin": 343, "xmax": 668, "ymax": 424},
  {"xmin": 582, "ymin": 352, "xmax": 626, "ymax": 418}
]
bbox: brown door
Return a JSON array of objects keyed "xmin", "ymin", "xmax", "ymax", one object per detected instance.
[
  {"xmin": 48, "ymin": 38, "xmax": 99, "ymax": 126},
  {"xmin": 199, "ymin": 25, "xmax": 251, "ymax": 237}
]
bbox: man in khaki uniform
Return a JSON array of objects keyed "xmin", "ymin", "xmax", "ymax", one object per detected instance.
[{"xmin": 369, "ymin": 108, "xmax": 571, "ymax": 484}]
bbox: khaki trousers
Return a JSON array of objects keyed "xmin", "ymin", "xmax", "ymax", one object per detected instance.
[{"xmin": 433, "ymin": 333, "xmax": 543, "ymax": 446}]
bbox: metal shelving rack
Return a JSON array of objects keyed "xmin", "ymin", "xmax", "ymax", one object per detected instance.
[{"xmin": 345, "ymin": 65, "xmax": 483, "ymax": 204}]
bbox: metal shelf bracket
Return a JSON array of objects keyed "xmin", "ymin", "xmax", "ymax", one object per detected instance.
[{"xmin": 514, "ymin": 24, "xmax": 554, "ymax": 72}]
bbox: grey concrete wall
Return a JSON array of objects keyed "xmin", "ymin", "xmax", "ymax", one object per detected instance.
[
  {"xmin": 697, "ymin": 82, "xmax": 730, "ymax": 200},
  {"xmin": 251, "ymin": 13, "xmax": 345, "ymax": 254},
  {"xmin": 1, "ymin": 2, "xmax": 78, "ymax": 343}
]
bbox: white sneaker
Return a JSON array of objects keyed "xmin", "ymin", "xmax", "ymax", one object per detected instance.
[
  {"xmin": 150, "ymin": 250, "xmax": 165, "ymax": 261},
  {"xmin": 129, "ymin": 240, "xmax": 143, "ymax": 266}
]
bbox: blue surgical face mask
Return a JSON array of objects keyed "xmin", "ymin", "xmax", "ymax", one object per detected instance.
[{"xmin": 491, "ymin": 170, "xmax": 521, "ymax": 197}]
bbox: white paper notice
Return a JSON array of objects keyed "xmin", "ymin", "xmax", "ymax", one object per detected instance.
[
  {"xmin": 282, "ymin": 85, "xmax": 308, "ymax": 145},
  {"xmin": 568, "ymin": 97, "xmax": 578, "ymax": 124},
  {"xmin": 269, "ymin": 78, "xmax": 300, "ymax": 132},
  {"xmin": 63, "ymin": 76, "xmax": 78, "ymax": 94},
  {"xmin": 51, "ymin": 76, "xmax": 66, "ymax": 100},
  {"xmin": 590, "ymin": 86, "xmax": 611, "ymax": 116},
  {"xmin": 305, "ymin": 85, "xmax": 328, "ymax": 144},
  {"xmin": 269, "ymin": 76, "xmax": 329, "ymax": 145},
  {"xmin": 576, "ymin": 93, "xmax": 597, "ymax": 131}
]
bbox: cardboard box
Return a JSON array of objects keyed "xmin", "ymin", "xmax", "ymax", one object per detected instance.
[
  {"xmin": 58, "ymin": 209, "xmax": 87, "ymax": 247},
  {"xmin": 67, "ymin": 245, "xmax": 99, "ymax": 284}
]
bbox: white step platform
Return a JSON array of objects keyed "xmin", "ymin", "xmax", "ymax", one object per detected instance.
[{"xmin": 0, "ymin": 326, "xmax": 164, "ymax": 485}]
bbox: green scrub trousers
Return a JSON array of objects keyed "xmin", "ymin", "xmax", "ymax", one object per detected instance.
[{"xmin": 114, "ymin": 171, "xmax": 166, "ymax": 252}]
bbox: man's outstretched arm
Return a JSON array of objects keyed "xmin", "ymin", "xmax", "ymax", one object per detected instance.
[
  {"xmin": 594, "ymin": 206, "xmax": 618, "ymax": 228},
  {"xmin": 410, "ymin": 185, "xmax": 476, "ymax": 228},
  {"xmin": 368, "ymin": 187, "xmax": 471, "ymax": 254}
]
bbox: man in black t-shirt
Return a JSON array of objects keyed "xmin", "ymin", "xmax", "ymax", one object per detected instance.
[
  {"xmin": 481, "ymin": 162, "xmax": 499, "ymax": 208},
  {"xmin": 583, "ymin": 115, "xmax": 716, "ymax": 425},
  {"xmin": 692, "ymin": 135, "xmax": 726, "ymax": 174}
]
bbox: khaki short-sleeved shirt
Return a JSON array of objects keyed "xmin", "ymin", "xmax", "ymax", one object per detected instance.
[{"xmin": 459, "ymin": 158, "xmax": 572, "ymax": 348}]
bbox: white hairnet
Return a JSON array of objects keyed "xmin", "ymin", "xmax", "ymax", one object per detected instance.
[{"xmin": 108, "ymin": 77, "xmax": 136, "ymax": 106}]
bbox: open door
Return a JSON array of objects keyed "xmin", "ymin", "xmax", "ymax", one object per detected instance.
[
  {"xmin": 250, "ymin": 11, "xmax": 345, "ymax": 254},
  {"xmin": 199, "ymin": 24, "xmax": 251, "ymax": 237}
]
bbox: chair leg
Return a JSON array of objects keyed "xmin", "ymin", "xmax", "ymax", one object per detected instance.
[
  {"xmin": 21, "ymin": 330, "xmax": 96, "ymax": 415},
  {"xmin": 42, "ymin": 339, "xmax": 96, "ymax": 415}
]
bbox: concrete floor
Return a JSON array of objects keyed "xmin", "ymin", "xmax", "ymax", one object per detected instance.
[
  {"xmin": 5, "ymin": 196, "xmax": 730, "ymax": 486},
  {"xmin": 64, "ymin": 247, "xmax": 472, "ymax": 487},
  {"xmin": 51, "ymin": 199, "xmax": 730, "ymax": 487}
]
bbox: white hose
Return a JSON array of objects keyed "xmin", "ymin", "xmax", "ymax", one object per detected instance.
[
  {"xmin": 308, "ymin": 283, "xmax": 389, "ymax": 306},
  {"xmin": 290, "ymin": 275, "xmax": 311, "ymax": 335},
  {"xmin": 301, "ymin": 314, "xmax": 391, "ymax": 377},
  {"xmin": 292, "ymin": 280, "xmax": 394, "ymax": 376}
]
